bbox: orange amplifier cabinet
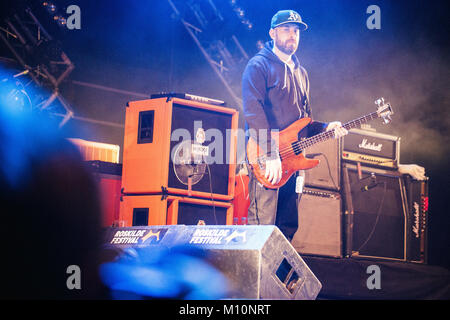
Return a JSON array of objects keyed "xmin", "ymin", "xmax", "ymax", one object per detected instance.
[
  {"xmin": 120, "ymin": 195, "xmax": 233, "ymax": 226},
  {"xmin": 122, "ymin": 97, "xmax": 239, "ymax": 201}
]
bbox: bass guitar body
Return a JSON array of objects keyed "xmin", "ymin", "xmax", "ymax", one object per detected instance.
[{"xmin": 246, "ymin": 117, "xmax": 319, "ymax": 189}]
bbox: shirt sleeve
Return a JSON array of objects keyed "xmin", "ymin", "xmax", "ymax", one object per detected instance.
[{"xmin": 242, "ymin": 60, "xmax": 278, "ymax": 159}]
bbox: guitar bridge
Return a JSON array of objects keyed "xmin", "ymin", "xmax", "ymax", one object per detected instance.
[{"xmin": 257, "ymin": 157, "xmax": 266, "ymax": 170}]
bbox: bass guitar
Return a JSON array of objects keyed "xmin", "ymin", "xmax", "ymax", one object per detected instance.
[{"xmin": 247, "ymin": 98, "xmax": 393, "ymax": 189}]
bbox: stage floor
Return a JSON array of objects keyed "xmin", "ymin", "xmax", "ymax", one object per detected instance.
[{"xmin": 302, "ymin": 255, "xmax": 450, "ymax": 300}]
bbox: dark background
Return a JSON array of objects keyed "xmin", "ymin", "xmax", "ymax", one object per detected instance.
[{"xmin": 1, "ymin": 0, "xmax": 449, "ymax": 269}]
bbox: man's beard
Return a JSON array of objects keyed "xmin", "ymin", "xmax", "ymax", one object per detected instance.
[{"xmin": 275, "ymin": 38, "xmax": 298, "ymax": 55}]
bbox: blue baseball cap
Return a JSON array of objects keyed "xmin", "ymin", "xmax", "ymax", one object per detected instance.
[{"xmin": 270, "ymin": 10, "xmax": 308, "ymax": 31}]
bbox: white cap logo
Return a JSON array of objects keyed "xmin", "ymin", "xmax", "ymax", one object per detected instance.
[{"xmin": 288, "ymin": 11, "xmax": 300, "ymax": 21}]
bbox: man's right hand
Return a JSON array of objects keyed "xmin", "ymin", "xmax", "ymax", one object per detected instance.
[{"xmin": 265, "ymin": 157, "xmax": 282, "ymax": 185}]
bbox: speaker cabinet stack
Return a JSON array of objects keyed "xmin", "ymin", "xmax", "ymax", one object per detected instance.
[
  {"xmin": 292, "ymin": 128, "xmax": 428, "ymax": 263},
  {"xmin": 340, "ymin": 128, "xmax": 428, "ymax": 263},
  {"xmin": 120, "ymin": 96, "xmax": 239, "ymax": 226}
]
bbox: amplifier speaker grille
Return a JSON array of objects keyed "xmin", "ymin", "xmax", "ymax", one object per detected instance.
[
  {"xmin": 342, "ymin": 163, "xmax": 408, "ymax": 261},
  {"xmin": 292, "ymin": 188, "xmax": 342, "ymax": 258}
]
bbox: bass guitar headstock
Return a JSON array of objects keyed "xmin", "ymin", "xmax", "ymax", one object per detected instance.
[{"xmin": 375, "ymin": 97, "xmax": 393, "ymax": 124}]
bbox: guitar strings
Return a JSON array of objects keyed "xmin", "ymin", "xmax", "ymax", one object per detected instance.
[{"xmin": 257, "ymin": 112, "xmax": 378, "ymax": 163}]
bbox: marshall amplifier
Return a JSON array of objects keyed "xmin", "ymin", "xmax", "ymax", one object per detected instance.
[{"xmin": 342, "ymin": 128, "xmax": 400, "ymax": 169}]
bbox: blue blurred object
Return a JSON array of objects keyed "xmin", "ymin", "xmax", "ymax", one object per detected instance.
[
  {"xmin": 0, "ymin": 67, "xmax": 68, "ymax": 189},
  {"xmin": 100, "ymin": 245, "xmax": 229, "ymax": 300},
  {"xmin": 0, "ymin": 70, "xmax": 32, "ymax": 113}
]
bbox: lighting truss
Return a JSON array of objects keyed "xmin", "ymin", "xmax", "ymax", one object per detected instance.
[
  {"xmin": 167, "ymin": 0, "xmax": 251, "ymax": 108},
  {"xmin": 0, "ymin": 5, "xmax": 74, "ymax": 127}
]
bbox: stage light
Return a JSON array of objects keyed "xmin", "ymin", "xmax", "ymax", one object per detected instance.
[
  {"xmin": 57, "ymin": 17, "xmax": 67, "ymax": 27},
  {"xmin": 228, "ymin": 1, "xmax": 253, "ymax": 31},
  {"xmin": 0, "ymin": 77, "xmax": 32, "ymax": 112},
  {"xmin": 53, "ymin": 15, "xmax": 67, "ymax": 27},
  {"xmin": 235, "ymin": 8, "xmax": 245, "ymax": 17},
  {"xmin": 48, "ymin": 5, "xmax": 56, "ymax": 14},
  {"xmin": 42, "ymin": 1, "xmax": 57, "ymax": 15},
  {"xmin": 242, "ymin": 19, "xmax": 252, "ymax": 30},
  {"xmin": 256, "ymin": 40, "xmax": 264, "ymax": 50}
]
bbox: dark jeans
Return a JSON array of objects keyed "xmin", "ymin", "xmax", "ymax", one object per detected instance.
[{"xmin": 247, "ymin": 166, "xmax": 303, "ymax": 241}]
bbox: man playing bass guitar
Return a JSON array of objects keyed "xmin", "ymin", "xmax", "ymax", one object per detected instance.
[{"xmin": 242, "ymin": 10, "xmax": 348, "ymax": 240}]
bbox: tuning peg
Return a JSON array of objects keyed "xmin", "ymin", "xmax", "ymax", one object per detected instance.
[
  {"xmin": 383, "ymin": 114, "xmax": 392, "ymax": 124},
  {"xmin": 375, "ymin": 97, "xmax": 385, "ymax": 106}
]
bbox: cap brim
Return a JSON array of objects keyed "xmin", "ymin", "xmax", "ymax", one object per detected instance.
[{"xmin": 272, "ymin": 21, "xmax": 308, "ymax": 31}]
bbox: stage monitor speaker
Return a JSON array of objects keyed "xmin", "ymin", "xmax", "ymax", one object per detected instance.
[
  {"xmin": 120, "ymin": 195, "xmax": 233, "ymax": 226},
  {"xmin": 122, "ymin": 97, "xmax": 239, "ymax": 201},
  {"xmin": 103, "ymin": 225, "xmax": 322, "ymax": 300},
  {"xmin": 304, "ymin": 137, "xmax": 341, "ymax": 191},
  {"xmin": 403, "ymin": 175, "xmax": 429, "ymax": 264},
  {"xmin": 291, "ymin": 187, "xmax": 343, "ymax": 258},
  {"xmin": 342, "ymin": 163, "xmax": 408, "ymax": 261}
]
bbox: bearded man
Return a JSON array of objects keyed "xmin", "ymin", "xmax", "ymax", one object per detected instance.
[{"xmin": 242, "ymin": 10, "xmax": 348, "ymax": 240}]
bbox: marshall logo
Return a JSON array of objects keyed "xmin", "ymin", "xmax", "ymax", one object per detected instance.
[
  {"xmin": 358, "ymin": 138, "xmax": 383, "ymax": 152},
  {"xmin": 412, "ymin": 202, "xmax": 420, "ymax": 238}
]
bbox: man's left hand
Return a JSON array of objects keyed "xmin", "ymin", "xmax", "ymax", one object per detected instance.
[{"xmin": 326, "ymin": 121, "xmax": 348, "ymax": 139}]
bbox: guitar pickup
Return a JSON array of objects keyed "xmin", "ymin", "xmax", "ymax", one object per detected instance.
[{"xmin": 291, "ymin": 142, "xmax": 302, "ymax": 155}]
